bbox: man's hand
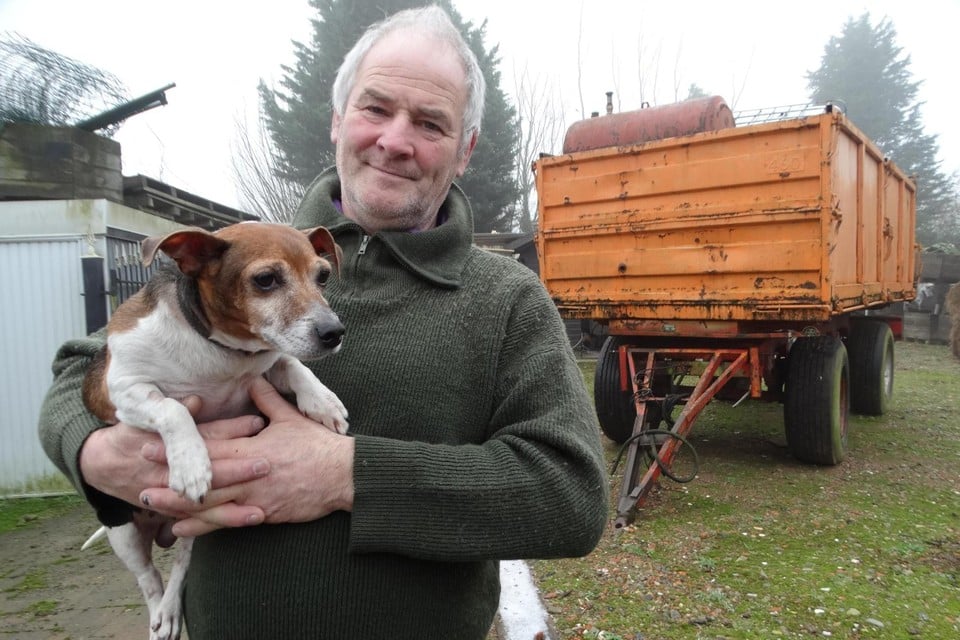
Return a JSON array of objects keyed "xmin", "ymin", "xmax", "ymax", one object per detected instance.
[
  {"xmin": 79, "ymin": 396, "xmax": 270, "ymax": 511},
  {"xmin": 139, "ymin": 376, "xmax": 356, "ymax": 537}
]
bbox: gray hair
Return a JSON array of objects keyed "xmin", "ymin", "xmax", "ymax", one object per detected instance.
[{"xmin": 331, "ymin": 5, "xmax": 486, "ymax": 154}]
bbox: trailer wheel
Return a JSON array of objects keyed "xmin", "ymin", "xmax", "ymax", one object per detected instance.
[
  {"xmin": 784, "ymin": 335, "xmax": 849, "ymax": 465},
  {"xmin": 595, "ymin": 337, "xmax": 668, "ymax": 444},
  {"xmin": 595, "ymin": 337, "xmax": 637, "ymax": 444},
  {"xmin": 846, "ymin": 319, "xmax": 894, "ymax": 416}
]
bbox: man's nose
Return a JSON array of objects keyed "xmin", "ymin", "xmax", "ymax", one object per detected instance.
[{"xmin": 377, "ymin": 116, "xmax": 415, "ymax": 156}]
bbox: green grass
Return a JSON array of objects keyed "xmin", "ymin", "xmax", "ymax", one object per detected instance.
[
  {"xmin": 1, "ymin": 471, "xmax": 75, "ymax": 497},
  {"xmin": 5, "ymin": 568, "xmax": 48, "ymax": 595},
  {"xmin": 547, "ymin": 341, "xmax": 960, "ymax": 639},
  {"xmin": 0, "ymin": 494, "xmax": 82, "ymax": 534},
  {"xmin": 21, "ymin": 599, "xmax": 58, "ymax": 617}
]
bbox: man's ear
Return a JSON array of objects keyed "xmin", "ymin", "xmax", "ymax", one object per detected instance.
[
  {"xmin": 330, "ymin": 111, "xmax": 342, "ymax": 145},
  {"xmin": 455, "ymin": 130, "xmax": 479, "ymax": 177}
]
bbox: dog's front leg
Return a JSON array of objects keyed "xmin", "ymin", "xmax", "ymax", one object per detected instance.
[
  {"xmin": 112, "ymin": 382, "xmax": 212, "ymax": 502},
  {"xmin": 267, "ymin": 355, "xmax": 349, "ymax": 433}
]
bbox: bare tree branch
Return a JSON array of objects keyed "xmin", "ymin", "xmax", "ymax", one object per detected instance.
[
  {"xmin": 230, "ymin": 103, "xmax": 305, "ymax": 223},
  {"xmin": 576, "ymin": 1, "xmax": 586, "ymax": 119},
  {"xmin": 512, "ymin": 66, "xmax": 566, "ymax": 233}
]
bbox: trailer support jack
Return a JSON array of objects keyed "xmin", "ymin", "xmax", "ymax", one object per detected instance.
[{"xmin": 613, "ymin": 346, "xmax": 754, "ymax": 529}]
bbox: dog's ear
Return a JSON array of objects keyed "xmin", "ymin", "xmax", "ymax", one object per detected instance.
[
  {"xmin": 304, "ymin": 227, "xmax": 342, "ymax": 275},
  {"xmin": 141, "ymin": 228, "xmax": 229, "ymax": 277}
]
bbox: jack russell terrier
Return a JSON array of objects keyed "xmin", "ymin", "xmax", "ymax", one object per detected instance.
[{"xmin": 80, "ymin": 221, "xmax": 348, "ymax": 640}]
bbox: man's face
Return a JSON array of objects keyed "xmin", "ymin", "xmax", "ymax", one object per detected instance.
[{"xmin": 331, "ymin": 31, "xmax": 477, "ymax": 233}]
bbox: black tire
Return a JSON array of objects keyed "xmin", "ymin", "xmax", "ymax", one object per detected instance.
[
  {"xmin": 594, "ymin": 336, "xmax": 637, "ymax": 444},
  {"xmin": 846, "ymin": 319, "xmax": 894, "ymax": 416},
  {"xmin": 595, "ymin": 337, "xmax": 669, "ymax": 444},
  {"xmin": 783, "ymin": 335, "xmax": 849, "ymax": 465}
]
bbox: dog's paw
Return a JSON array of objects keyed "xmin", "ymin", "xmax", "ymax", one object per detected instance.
[
  {"xmin": 298, "ymin": 388, "xmax": 349, "ymax": 434},
  {"xmin": 150, "ymin": 603, "xmax": 182, "ymax": 640},
  {"xmin": 165, "ymin": 442, "xmax": 212, "ymax": 502}
]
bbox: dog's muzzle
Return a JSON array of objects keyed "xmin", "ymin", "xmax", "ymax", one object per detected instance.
[{"xmin": 316, "ymin": 319, "xmax": 345, "ymax": 350}]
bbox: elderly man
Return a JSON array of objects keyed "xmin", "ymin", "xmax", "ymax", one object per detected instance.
[{"xmin": 39, "ymin": 6, "xmax": 607, "ymax": 639}]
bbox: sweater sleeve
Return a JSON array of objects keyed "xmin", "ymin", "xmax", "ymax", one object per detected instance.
[
  {"xmin": 37, "ymin": 331, "xmax": 136, "ymax": 525},
  {"xmin": 348, "ymin": 277, "xmax": 609, "ymax": 562}
]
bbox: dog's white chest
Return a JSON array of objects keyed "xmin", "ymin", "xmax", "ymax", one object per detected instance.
[{"xmin": 107, "ymin": 303, "xmax": 281, "ymax": 421}]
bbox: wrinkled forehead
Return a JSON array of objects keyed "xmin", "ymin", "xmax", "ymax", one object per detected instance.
[{"xmin": 353, "ymin": 31, "xmax": 468, "ymax": 107}]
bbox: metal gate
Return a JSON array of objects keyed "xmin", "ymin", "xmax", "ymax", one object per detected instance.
[{"xmin": 105, "ymin": 227, "xmax": 158, "ymax": 308}]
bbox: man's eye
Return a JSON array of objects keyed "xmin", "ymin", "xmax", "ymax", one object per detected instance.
[{"xmin": 253, "ymin": 272, "xmax": 281, "ymax": 291}]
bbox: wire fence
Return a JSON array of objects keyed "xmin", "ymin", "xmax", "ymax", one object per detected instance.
[
  {"xmin": 734, "ymin": 101, "xmax": 845, "ymax": 126},
  {"xmin": 0, "ymin": 32, "xmax": 127, "ymax": 130}
]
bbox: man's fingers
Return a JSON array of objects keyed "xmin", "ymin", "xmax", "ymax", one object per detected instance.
[
  {"xmin": 139, "ymin": 457, "xmax": 270, "ymax": 510},
  {"xmin": 249, "ymin": 376, "xmax": 301, "ymax": 420},
  {"xmin": 210, "ymin": 458, "xmax": 271, "ymax": 489},
  {"xmin": 180, "ymin": 395, "xmax": 203, "ymax": 417},
  {"xmin": 171, "ymin": 505, "xmax": 265, "ymax": 538},
  {"xmin": 197, "ymin": 414, "xmax": 266, "ymax": 441}
]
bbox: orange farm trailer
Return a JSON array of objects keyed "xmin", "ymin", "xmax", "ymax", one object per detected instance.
[{"xmin": 535, "ymin": 100, "xmax": 917, "ymax": 528}]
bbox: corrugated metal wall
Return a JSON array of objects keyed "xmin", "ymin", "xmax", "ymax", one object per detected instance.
[{"xmin": 0, "ymin": 237, "xmax": 87, "ymax": 491}]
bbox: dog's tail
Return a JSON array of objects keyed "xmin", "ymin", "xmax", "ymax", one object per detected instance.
[{"xmin": 81, "ymin": 525, "xmax": 108, "ymax": 550}]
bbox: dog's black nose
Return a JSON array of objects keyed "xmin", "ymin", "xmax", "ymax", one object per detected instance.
[{"xmin": 317, "ymin": 321, "xmax": 345, "ymax": 349}]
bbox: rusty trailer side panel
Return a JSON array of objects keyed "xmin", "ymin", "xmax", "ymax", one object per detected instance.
[{"xmin": 535, "ymin": 111, "xmax": 917, "ymax": 326}]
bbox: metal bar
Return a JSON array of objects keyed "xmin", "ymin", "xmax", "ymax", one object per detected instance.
[
  {"xmin": 75, "ymin": 83, "xmax": 176, "ymax": 132},
  {"xmin": 613, "ymin": 347, "xmax": 752, "ymax": 528},
  {"xmin": 614, "ymin": 349, "xmax": 654, "ymax": 524}
]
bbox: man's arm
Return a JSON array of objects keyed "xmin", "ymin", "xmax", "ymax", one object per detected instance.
[
  {"xmin": 38, "ymin": 332, "xmax": 271, "ymax": 527},
  {"xmin": 38, "ymin": 332, "xmax": 136, "ymax": 525}
]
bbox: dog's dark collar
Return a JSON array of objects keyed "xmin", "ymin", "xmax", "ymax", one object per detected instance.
[
  {"xmin": 176, "ymin": 275, "xmax": 214, "ymax": 341},
  {"xmin": 175, "ymin": 272, "xmax": 265, "ymax": 355}
]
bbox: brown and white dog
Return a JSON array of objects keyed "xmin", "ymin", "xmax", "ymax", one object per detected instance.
[{"xmin": 81, "ymin": 222, "xmax": 348, "ymax": 640}]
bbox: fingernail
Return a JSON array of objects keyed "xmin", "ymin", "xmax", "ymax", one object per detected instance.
[
  {"xmin": 142, "ymin": 443, "xmax": 158, "ymax": 459},
  {"xmin": 252, "ymin": 417, "xmax": 266, "ymax": 432},
  {"xmin": 246, "ymin": 513, "xmax": 263, "ymax": 526},
  {"xmin": 140, "ymin": 493, "xmax": 151, "ymax": 506},
  {"xmin": 252, "ymin": 459, "xmax": 270, "ymax": 476}
]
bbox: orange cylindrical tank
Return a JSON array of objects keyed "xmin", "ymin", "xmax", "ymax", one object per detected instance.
[{"xmin": 562, "ymin": 95, "xmax": 735, "ymax": 153}]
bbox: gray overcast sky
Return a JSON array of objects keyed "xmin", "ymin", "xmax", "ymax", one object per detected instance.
[{"xmin": 2, "ymin": 0, "xmax": 957, "ymax": 210}]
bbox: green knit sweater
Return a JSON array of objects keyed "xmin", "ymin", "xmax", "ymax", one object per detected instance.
[{"xmin": 38, "ymin": 167, "xmax": 608, "ymax": 639}]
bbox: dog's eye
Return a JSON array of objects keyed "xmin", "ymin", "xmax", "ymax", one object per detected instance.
[
  {"xmin": 316, "ymin": 269, "xmax": 331, "ymax": 288},
  {"xmin": 252, "ymin": 272, "xmax": 282, "ymax": 291}
]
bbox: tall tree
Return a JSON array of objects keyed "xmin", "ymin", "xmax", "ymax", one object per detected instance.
[
  {"xmin": 807, "ymin": 14, "xmax": 959, "ymax": 247},
  {"xmin": 258, "ymin": 0, "xmax": 520, "ymax": 232}
]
